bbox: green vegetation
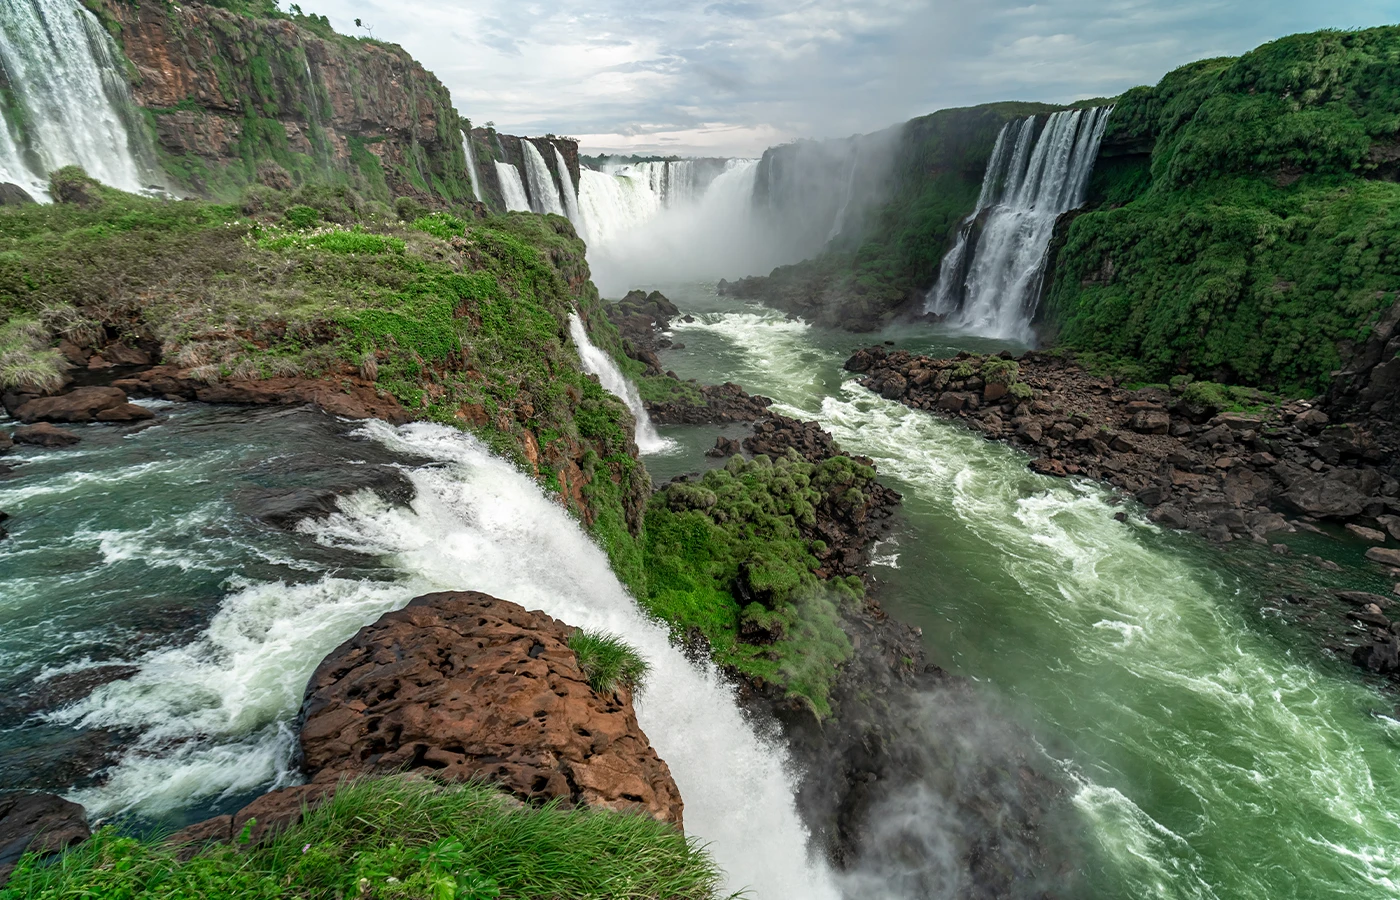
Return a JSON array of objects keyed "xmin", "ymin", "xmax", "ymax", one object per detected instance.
[
  {"xmin": 0, "ymin": 778, "xmax": 724, "ymax": 900},
  {"xmin": 0, "ymin": 169, "xmax": 647, "ymax": 583},
  {"xmin": 642, "ymin": 453, "xmax": 873, "ymax": 717},
  {"xmin": 569, "ymin": 630, "xmax": 651, "ymax": 694},
  {"xmin": 1043, "ymin": 26, "xmax": 1400, "ymax": 394}
]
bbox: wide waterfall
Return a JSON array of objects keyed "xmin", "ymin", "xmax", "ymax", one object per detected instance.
[
  {"xmin": 522, "ymin": 140, "xmax": 565, "ymax": 216},
  {"xmin": 552, "ymin": 145, "xmax": 583, "ymax": 231},
  {"xmin": 494, "ymin": 161, "xmax": 531, "ymax": 211},
  {"xmin": 0, "ymin": 0, "xmax": 160, "ymax": 198},
  {"xmin": 567, "ymin": 313, "xmax": 670, "ymax": 454},
  {"xmin": 578, "ymin": 167, "xmax": 665, "ymax": 248},
  {"xmin": 461, "ymin": 130, "xmax": 482, "ymax": 202},
  {"xmin": 926, "ymin": 106, "xmax": 1112, "ymax": 342}
]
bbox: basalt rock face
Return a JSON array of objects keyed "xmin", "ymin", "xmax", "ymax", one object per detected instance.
[
  {"xmin": 607, "ymin": 290, "xmax": 681, "ymax": 375},
  {"xmin": 299, "ymin": 592, "xmax": 683, "ymax": 827},
  {"xmin": 94, "ymin": 0, "xmax": 474, "ymax": 203},
  {"xmin": 113, "ymin": 365, "xmax": 410, "ymax": 423},
  {"xmin": 850, "ymin": 347, "xmax": 1400, "ymax": 547},
  {"xmin": 1329, "ymin": 298, "xmax": 1400, "ymax": 464}
]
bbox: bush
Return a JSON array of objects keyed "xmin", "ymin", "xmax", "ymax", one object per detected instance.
[
  {"xmin": 981, "ymin": 357, "xmax": 1019, "ymax": 384},
  {"xmin": 568, "ymin": 630, "xmax": 650, "ymax": 694},
  {"xmin": 284, "ymin": 204, "xmax": 321, "ymax": 228},
  {"xmin": 0, "ymin": 778, "xmax": 722, "ymax": 900}
]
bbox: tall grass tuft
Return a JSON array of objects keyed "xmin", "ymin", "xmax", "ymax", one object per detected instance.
[
  {"xmin": 1, "ymin": 777, "xmax": 730, "ymax": 899},
  {"xmin": 569, "ymin": 629, "xmax": 651, "ymax": 695}
]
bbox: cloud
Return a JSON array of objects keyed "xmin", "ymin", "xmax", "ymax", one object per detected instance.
[{"xmin": 301, "ymin": 0, "xmax": 1399, "ymax": 155}]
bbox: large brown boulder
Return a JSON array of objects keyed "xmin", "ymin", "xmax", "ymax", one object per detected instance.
[
  {"xmin": 299, "ymin": 592, "xmax": 683, "ymax": 827},
  {"xmin": 15, "ymin": 387, "xmax": 153, "ymax": 424},
  {"xmin": 0, "ymin": 792, "xmax": 90, "ymax": 886},
  {"xmin": 12, "ymin": 423, "xmax": 81, "ymax": 447},
  {"xmin": 1281, "ymin": 468, "xmax": 1384, "ymax": 518}
]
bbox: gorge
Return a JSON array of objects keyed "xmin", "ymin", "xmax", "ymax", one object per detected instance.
[{"xmin": 2, "ymin": 3, "xmax": 1400, "ymax": 900}]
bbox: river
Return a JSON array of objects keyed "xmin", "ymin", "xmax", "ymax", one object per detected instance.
[{"xmin": 645, "ymin": 282, "xmax": 1400, "ymax": 899}]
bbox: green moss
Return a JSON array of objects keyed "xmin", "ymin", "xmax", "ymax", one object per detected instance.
[
  {"xmin": 1043, "ymin": 25, "xmax": 1400, "ymax": 394},
  {"xmin": 0, "ymin": 778, "xmax": 720, "ymax": 900},
  {"xmin": 642, "ymin": 453, "xmax": 871, "ymax": 717}
]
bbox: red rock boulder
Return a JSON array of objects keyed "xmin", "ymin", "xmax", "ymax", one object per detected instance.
[{"xmin": 299, "ymin": 591, "xmax": 683, "ymax": 827}]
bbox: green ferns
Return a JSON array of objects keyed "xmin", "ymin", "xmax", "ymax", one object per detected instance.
[
  {"xmin": 569, "ymin": 630, "xmax": 650, "ymax": 694},
  {"xmin": 1043, "ymin": 25, "xmax": 1400, "ymax": 394},
  {"xmin": 643, "ymin": 453, "xmax": 872, "ymax": 717},
  {"xmin": 0, "ymin": 778, "xmax": 721, "ymax": 900}
]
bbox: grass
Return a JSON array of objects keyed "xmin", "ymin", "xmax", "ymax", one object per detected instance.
[
  {"xmin": 0, "ymin": 778, "xmax": 728, "ymax": 900},
  {"xmin": 641, "ymin": 453, "xmax": 871, "ymax": 717},
  {"xmin": 569, "ymin": 630, "xmax": 650, "ymax": 694}
]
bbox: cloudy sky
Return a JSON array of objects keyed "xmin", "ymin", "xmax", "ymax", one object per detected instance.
[{"xmin": 304, "ymin": 0, "xmax": 1397, "ymax": 156}]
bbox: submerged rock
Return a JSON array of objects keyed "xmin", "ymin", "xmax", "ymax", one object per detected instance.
[{"xmin": 12, "ymin": 424, "xmax": 81, "ymax": 448}]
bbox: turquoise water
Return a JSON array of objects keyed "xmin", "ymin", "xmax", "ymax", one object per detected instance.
[{"xmin": 648, "ymin": 283, "xmax": 1400, "ymax": 899}]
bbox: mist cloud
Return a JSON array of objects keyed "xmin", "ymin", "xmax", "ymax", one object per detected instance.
[{"xmin": 302, "ymin": 0, "xmax": 1397, "ymax": 154}]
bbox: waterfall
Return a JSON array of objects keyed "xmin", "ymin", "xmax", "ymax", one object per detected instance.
[
  {"xmin": 577, "ymin": 167, "xmax": 665, "ymax": 247},
  {"xmin": 0, "ymin": 0, "xmax": 159, "ymax": 198},
  {"xmin": 552, "ymin": 144, "xmax": 583, "ymax": 232},
  {"xmin": 494, "ymin": 161, "xmax": 531, "ymax": 212},
  {"xmin": 567, "ymin": 313, "xmax": 671, "ymax": 455},
  {"xmin": 522, "ymin": 140, "xmax": 565, "ymax": 216},
  {"xmin": 926, "ymin": 106, "xmax": 1112, "ymax": 342},
  {"xmin": 461, "ymin": 130, "xmax": 482, "ymax": 202},
  {"xmin": 827, "ymin": 156, "xmax": 859, "ymax": 242}
]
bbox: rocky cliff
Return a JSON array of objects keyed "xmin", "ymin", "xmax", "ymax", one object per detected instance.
[{"xmin": 84, "ymin": 0, "xmax": 474, "ymax": 203}]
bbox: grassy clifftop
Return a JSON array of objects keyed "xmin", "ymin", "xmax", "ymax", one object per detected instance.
[
  {"xmin": 0, "ymin": 170, "xmax": 649, "ymax": 586},
  {"xmin": 1042, "ymin": 26, "xmax": 1400, "ymax": 393}
]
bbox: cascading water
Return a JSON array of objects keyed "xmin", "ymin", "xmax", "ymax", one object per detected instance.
[
  {"xmin": 522, "ymin": 140, "xmax": 565, "ymax": 216},
  {"xmin": 577, "ymin": 167, "xmax": 665, "ymax": 247},
  {"xmin": 926, "ymin": 107, "xmax": 1112, "ymax": 342},
  {"xmin": 28, "ymin": 410, "xmax": 833, "ymax": 898},
  {"xmin": 461, "ymin": 130, "xmax": 482, "ymax": 202},
  {"xmin": 567, "ymin": 313, "xmax": 671, "ymax": 454},
  {"xmin": 0, "ymin": 0, "xmax": 159, "ymax": 198},
  {"xmin": 494, "ymin": 160, "xmax": 531, "ymax": 212},
  {"xmin": 827, "ymin": 155, "xmax": 859, "ymax": 242},
  {"xmin": 552, "ymin": 144, "xmax": 583, "ymax": 232}
]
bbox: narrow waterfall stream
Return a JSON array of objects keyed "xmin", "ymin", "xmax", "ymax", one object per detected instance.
[
  {"xmin": 552, "ymin": 145, "xmax": 584, "ymax": 231},
  {"xmin": 522, "ymin": 141, "xmax": 565, "ymax": 216},
  {"xmin": 494, "ymin": 161, "xmax": 531, "ymax": 211},
  {"xmin": 0, "ymin": 0, "xmax": 159, "ymax": 197},
  {"xmin": 636, "ymin": 283, "xmax": 1400, "ymax": 900},
  {"xmin": 461, "ymin": 130, "xmax": 483, "ymax": 202},
  {"xmin": 926, "ymin": 107, "xmax": 1112, "ymax": 341},
  {"xmin": 567, "ymin": 313, "xmax": 671, "ymax": 454}
]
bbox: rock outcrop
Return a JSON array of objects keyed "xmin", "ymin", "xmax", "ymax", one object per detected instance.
[
  {"xmin": 167, "ymin": 591, "xmax": 683, "ymax": 852},
  {"xmin": 93, "ymin": 0, "xmax": 474, "ymax": 203},
  {"xmin": 300, "ymin": 591, "xmax": 682, "ymax": 826},
  {"xmin": 0, "ymin": 793, "xmax": 90, "ymax": 886}
]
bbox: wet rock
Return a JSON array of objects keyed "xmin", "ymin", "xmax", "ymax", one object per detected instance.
[
  {"xmin": 705, "ymin": 436, "xmax": 743, "ymax": 458},
  {"xmin": 1354, "ymin": 636, "xmax": 1400, "ymax": 674},
  {"xmin": 1346, "ymin": 523, "xmax": 1388, "ymax": 543},
  {"xmin": 647, "ymin": 381, "xmax": 772, "ymax": 426},
  {"xmin": 12, "ymin": 424, "xmax": 81, "ymax": 448},
  {"xmin": 878, "ymin": 372, "xmax": 908, "ymax": 400},
  {"xmin": 0, "ymin": 183, "xmax": 35, "ymax": 207},
  {"xmin": 1366, "ymin": 547, "xmax": 1400, "ymax": 568},
  {"xmin": 0, "ymin": 433, "xmax": 11, "ymax": 455},
  {"xmin": 300, "ymin": 591, "xmax": 683, "ymax": 826},
  {"xmin": 1378, "ymin": 516, "xmax": 1400, "ymax": 541},
  {"xmin": 1281, "ymin": 469, "xmax": 1383, "ymax": 519},
  {"xmin": 114, "ymin": 366, "xmax": 409, "ymax": 423},
  {"xmin": 1128, "ymin": 409, "xmax": 1171, "ymax": 435},
  {"xmin": 14, "ymin": 386, "xmax": 134, "ymax": 424},
  {"xmin": 0, "ymin": 793, "xmax": 90, "ymax": 886}
]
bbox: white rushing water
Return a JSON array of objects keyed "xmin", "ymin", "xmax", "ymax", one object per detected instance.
[
  {"xmin": 522, "ymin": 140, "xmax": 565, "ymax": 216},
  {"xmin": 494, "ymin": 160, "xmax": 531, "ymax": 212},
  {"xmin": 461, "ymin": 130, "xmax": 482, "ymax": 202},
  {"xmin": 583, "ymin": 160, "xmax": 783, "ymax": 295},
  {"xmin": 552, "ymin": 144, "xmax": 583, "ymax": 232},
  {"xmin": 0, "ymin": 0, "xmax": 158, "ymax": 198},
  {"xmin": 567, "ymin": 313, "xmax": 671, "ymax": 454},
  {"xmin": 56, "ymin": 421, "xmax": 836, "ymax": 899},
  {"xmin": 926, "ymin": 107, "xmax": 1112, "ymax": 342}
]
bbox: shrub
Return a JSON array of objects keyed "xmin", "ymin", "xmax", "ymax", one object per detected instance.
[
  {"xmin": 568, "ymin": 630, "xmax": 650, "ymax": 694},
  {"xmin": 283, "ymin": 204, "xmax": 321, "ymax": 228},
  {"xmin": 1008, "ymin": 381, "xmax": 1034, "ymax": 400},
  {"xmin": 981, "ymin": 357, "xmax": 1020, "ymax": 384}
]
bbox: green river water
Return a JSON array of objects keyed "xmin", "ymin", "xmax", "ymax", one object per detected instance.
[{"xmin": 646, "ymin": 283, "xmax": 1400, "ymax": 899}]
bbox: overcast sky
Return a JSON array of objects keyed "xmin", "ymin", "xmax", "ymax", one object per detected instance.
[{"xmin": 302, "ymin": 0, "xmax": 1397, "ymax": 156}]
